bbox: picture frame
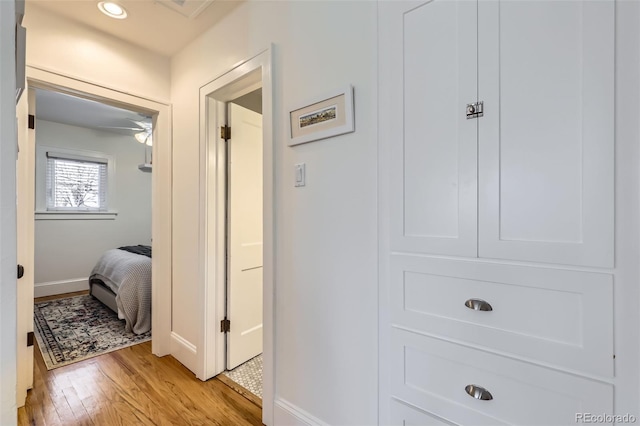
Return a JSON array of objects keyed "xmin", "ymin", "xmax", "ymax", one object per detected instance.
[{"xmin": 288, "ymin": 85, "xmax": 354, "ymax": 146}]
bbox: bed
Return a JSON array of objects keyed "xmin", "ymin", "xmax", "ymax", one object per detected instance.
[{"xmin": 89, "ymin": 245, "xmax": 152, "ymax": 335}]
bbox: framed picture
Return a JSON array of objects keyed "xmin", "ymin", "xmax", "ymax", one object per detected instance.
[{"xmin": 288, "ymin": 85, "xmax": 354, "ymax": 146}]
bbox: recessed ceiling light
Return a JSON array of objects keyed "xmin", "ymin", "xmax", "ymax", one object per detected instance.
[{"xmin": 98, "ymin": 2, "xmax": 128, "ymax": 19}]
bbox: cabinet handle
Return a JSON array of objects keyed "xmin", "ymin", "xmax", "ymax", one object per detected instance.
[
  {"xmin": 465, "ymin": 384, "xmax": 493, "ymax": 401},
  {"xmin": 464, "ymin": 298, "xmax": 493, "ymax": 311}
]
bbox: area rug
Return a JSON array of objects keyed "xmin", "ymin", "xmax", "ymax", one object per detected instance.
[
  {"xmin": 34, "ymin": 294, "xmax": 151, "ymax": 370},
  {"xmin": 222, "ymin": 354, "xmax": 263, "ymax": 399}
]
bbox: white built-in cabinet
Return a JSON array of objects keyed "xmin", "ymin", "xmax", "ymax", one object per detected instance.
[
  {"xmin": 395, "ymin": 0, "xmax": 613, "ymax": 267},
  {"xmin": 380, "ymin": 0, "xmax": 619, "ymax": 424}
]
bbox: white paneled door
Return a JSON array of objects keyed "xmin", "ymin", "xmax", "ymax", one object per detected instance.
[
  {"xmin": 478, "ymin": 0, "xmax": 614, "ymax": 267},
  {"xmin": 16, "ymin": 88, "xmax": 35, "ymax": 405},
  {"xmin": 391, "ymin": 0, "xmax": 478, "ymax": 258},
  {"xmin": 226, "ymin": 102, "xmax": 263, "ymax": 370}
]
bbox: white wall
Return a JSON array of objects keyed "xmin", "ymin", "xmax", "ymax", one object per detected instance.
[
  {"xmin": 0, "ymin": 0, "xmax": 18, "ymax": 423},
  {"xmin": 171, "ymin": 2, "xmax": 378, "ymax": 424},
  {"xmin": 33, "ymin": 120, "xmax": 152, "ymax": 296},
  {"xmin": 23, "ymin": 3, "xmax": 171, "ymax": 102}
]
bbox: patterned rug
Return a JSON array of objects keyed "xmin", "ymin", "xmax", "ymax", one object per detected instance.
[
  {"xmin": 222, "ymin": 354, "xmax": 263, "ymax": 399},
  {"xmin": 34, "ymin": 294, "xmax": 151, "ymax": 370}
]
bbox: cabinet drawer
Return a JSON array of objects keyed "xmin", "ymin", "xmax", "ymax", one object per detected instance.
[
  {"xmin": 390, "ymin": 399, "xmax": 456, "ymax": 426},
  {"xmin": 391, "ymin": 256, "xmax": 613, "ymax": 377},
  {"xmin": 391, "ymin": 329, "xmax": 613, "ymax": 426}
]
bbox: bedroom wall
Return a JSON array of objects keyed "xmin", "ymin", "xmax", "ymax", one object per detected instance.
[
  {"xmin": 33, "ymin": 119, "xmax": 152, "ymax": 297},
  {"xmin": 23, "ymin": 3, "xmax": 171, "ymax": 103},
  {"xmin": 171, "ymin": 1, "xmax": 378, "ymax": 424}
]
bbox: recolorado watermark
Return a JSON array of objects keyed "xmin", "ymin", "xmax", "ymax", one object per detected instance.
[{"xmin": 576, "ymin": 413, "xmax": 637, "ymax": 423}]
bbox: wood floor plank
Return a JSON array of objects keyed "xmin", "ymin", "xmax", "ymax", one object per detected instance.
[
  {"xmin": 34, "ymin": 291, "xmax": 89, "ymax": 304},
  {"xmin": 217, "ymin": 374, "xmax": 263, "ymax": 408},
  {"xmin": 103, "ymin": 354, "xmax": 184, "ymax": 423},
  {"xmin": 19, "ymin": 334, "xmax": 262, "ymax": 426},
  {"xmin": 91, "ymin": 357, "xmax": 158, "ymax": 426},
  {"xmin": 61, "ymin": 386, "xmax": 93, "ymax": 426},
  {"xmin": 33, "ymin": 361, "xmax": 63, "ymax": 426}
]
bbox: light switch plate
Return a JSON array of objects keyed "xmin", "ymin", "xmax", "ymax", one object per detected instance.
[{"xmin": 295, "ymin": 163, "xmax": 306, "ymax": 187}]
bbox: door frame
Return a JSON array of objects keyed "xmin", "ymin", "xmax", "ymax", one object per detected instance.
[
  {"xmin": 23, "ymin": 65, "xmax": 173, "ymax": 356},
  {"xmin": 198, "ymin": 48, "xmax": 274, "ymax": 425}
]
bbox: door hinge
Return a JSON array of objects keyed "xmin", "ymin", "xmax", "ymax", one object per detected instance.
[
  {"xmin": 28, "ymin": 114, "xmax": 35, "ymax": 129},
  {"xmin": 220, "ymin": 318, "xmax": 230, "ymax": 333},
  {"xmin": 220, "ymin": 125, "xmax": 231, "ymax": 140},
  {"xmin": 27, "ymin": 332, "xmax": 34, "ymax": 347},
  {"xmin": 466, "ymin": 101, "xmax": 484, "ymax": 119},
  {"xmin": 17, "ymin": 264, "xmax": 24, "ymax": 279}
]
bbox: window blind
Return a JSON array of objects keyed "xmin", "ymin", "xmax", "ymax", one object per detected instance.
[{"xmin": 46, "ymin": 153, "xmax": 108, "ymax": 211}]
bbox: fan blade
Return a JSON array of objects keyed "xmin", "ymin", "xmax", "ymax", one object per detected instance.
[
  {"xmin": 99, "ymin": 126, "xmax": 144, "ymax": 131},
  {"xmin": 127, "ymin": 118, "xmax": 151, "ymax": 129}
]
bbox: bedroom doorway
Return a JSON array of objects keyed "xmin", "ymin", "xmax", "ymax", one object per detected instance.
[
  {"xmin": 16, "ymin": 66, "xmax": 172, "ymax": 405},
  {"xmin": 30, "ymin": 87, "xmax": 154, "ymax": 364},
  {"xmin": 31, "ymin": 87, "xmax": 153, "ymax": 295},
  {"xmin": 199, "ymin": 48, "xmax": 274, "ymax": 424}
]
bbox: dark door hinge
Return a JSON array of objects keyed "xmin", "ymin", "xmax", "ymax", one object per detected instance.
[
  {"xmin": 220, "ymin": 125, "xmax": 231, "ymax": 141},
  {"xmin": 220, "ymin": 318, "xmax": 230, "ymax": 333},
  {"xmin": 28, "ymin": 114, "xmax": 34, "ymax": 129},
  {"xmin": 27, "ymin": 332, "xmax": 34, "ymax": 347},
  {"xmin": 17, "ymin": 264, "xmax": 24, "ymax": 279}
]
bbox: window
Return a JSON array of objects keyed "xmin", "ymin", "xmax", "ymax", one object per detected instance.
[{"xmin": 45, "ymin": 152, "xmax": 108, "ymax": 211}]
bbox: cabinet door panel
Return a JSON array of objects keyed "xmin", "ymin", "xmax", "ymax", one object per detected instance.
[
  {"xmin": 390, "ymin": 0, "xmax": 478, "ymax": 257},
  {"xmin": 478, "ymin": 0, "xmax": 614, "ymax": 267}
]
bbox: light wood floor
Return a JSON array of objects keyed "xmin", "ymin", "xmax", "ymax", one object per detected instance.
[{"xmin": 18, "ymin": 293, "xmax": 263, "ymax": 425}]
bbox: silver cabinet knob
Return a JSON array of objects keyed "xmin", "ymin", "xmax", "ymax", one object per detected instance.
[
  {"xmin": 465, "ymin": 384, "xmax": 493, "ymax": 401},
  {"xmin": 464, "ymin": 298, "xmax": 493, "ymax": 311},
  {"xmin": 466, "ymin": 101, "xmax": 484, "ymax": 119}
]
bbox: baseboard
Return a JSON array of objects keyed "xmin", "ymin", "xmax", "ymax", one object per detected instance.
[
  {"xmin": 170, "ymin": 332, "xmax": 198, "ymax": 374},
  {"xmin": 34, "ymin": 278, "xmax": 89, "ymax": 298},
  {"xmin": 274, "ymin": 399, "xmax": 328, "ymax": 426}
]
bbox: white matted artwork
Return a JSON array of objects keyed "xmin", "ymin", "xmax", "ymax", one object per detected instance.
[{"xmin": 288, "ymin": 85, "xmax": 354, "ymax": 146}]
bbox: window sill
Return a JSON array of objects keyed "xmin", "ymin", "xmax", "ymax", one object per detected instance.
[{"xmin": 35, "ymin": 211, "xmax": 118, "ymax": 220}]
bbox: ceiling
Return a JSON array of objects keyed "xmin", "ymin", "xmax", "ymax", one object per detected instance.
[
  {"xmin": 232, "ymin": 88, "xmax": 262, "ymax": 115},
  {"xmin": 27, "ymin": 0, "xmax": 242, "ymax": 57},
  {"xmin": 36, "ymin": 88, "xmax": 152, "ymax": 136}
]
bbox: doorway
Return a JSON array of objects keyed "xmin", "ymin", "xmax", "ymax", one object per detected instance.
[
  {"xmin": 31, "ymin": 87, "xmax": 154, "ymax": 365},
  {"xmin": 198, "ymin": 49, "xmax": 274, "ymax": 425},
  {"xmin": 16, "ymin": 66, "xmax": 172, "ymax": 405}
]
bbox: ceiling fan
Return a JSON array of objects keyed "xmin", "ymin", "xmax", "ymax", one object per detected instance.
[
  {"xmin": 99, "ymin": 118, "xmax": 153, "ymax": 146},
  {"xmin": 131, "ymin": 120, "xmax": 153, "ymax": 146}
]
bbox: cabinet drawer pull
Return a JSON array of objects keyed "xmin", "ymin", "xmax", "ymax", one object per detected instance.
[
  {"xmin": 464, "ymin": 298, "xmax": 493, "ymax": 311},
  {"xmin": 465, "ymin": 384, "xmax": 493, "ymax": 401}
]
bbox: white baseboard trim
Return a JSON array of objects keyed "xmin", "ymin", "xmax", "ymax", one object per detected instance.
[
  {"xmin": 34, "ymin": 278, "xmax": 89, "ymax": 298},
  {"xmin": 170, "ymin": 332, "xmax": 198, "ymax": 374},
  {"xmin": 274, "ymin": 399, "xmax": 328, "ymax": 426}
]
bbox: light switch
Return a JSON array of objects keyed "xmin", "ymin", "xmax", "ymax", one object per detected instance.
[{"xmin": 295, "ymin": 163, "xmax": 305, "ymax": 187}]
